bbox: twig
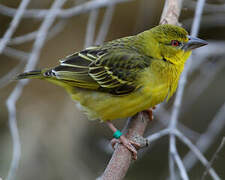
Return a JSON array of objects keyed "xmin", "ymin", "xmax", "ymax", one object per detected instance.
[
  {"xmin": 183, "ymin": 14, "xmax": 225, "ymax": 29},
  {"xmin": 169, "ymin": 134, "xmax": 177, "ymax": 180},
  {"xmin": 147, "ymin": 129, "xmax": 170, "ymax": 143},
  {"xmin": 0, "ymin": 61, "xmax": 25, "ymax": 89},
  {"xmin": 0, "ymin": 0, "xmax": 31, "ymax": 53},
  {"xmin": 175, "ymin": 130, "xmax": 221, "ymax": 180},
  {"xmin": 183, "ymin": 0, "xmax": 225, "ymax": 13},
  {"xmin": 95, "ymin": 5, "xmax": 115, "ymax": 45},
  {"xmin": 183, "ymin": 101, "xmax": 225, "ymax": 172},
  {"xmin": 0, "ymin": 21, "xmax": 66, "ymax": 89},
  {"xmin": 172, "ymin": 143, "xmax": 189, "ymax": 180},
  {"xmin": 84, "ymin": 7, "xmax": 99, "ymax": 48},
  {"xmin": 6, "ymin": 0, "xmax": 67, "ymax": 179},
  {"xmin": 201, "ymin": 137, "xmax": 225, "ymax": 180},
  {"xmin": 0, "ymin": 0, "xmax": 130, "ymax": 19},
  {"xmin": 185, "ymin": 55, "xmax": 225, "ymax": 111},
  {"xmin": 190, "ymin": 0, "xmax": 206, "ymax": 36},
  {"xmin": 156, "ymin": 107, "xmax": 200, "ymax": 141},
  {"xmin": 2, "ymin": 47, "xmax": 29, "ymax": 60},
  {"xmin": 6, "ymin": 83, "xmax": 23, "ymax": 180},
  {"xmin": 6, "ymin": 20, "xmax": 67, "ymax": 45},
  {"xmin": 188, "ymin": 41, "xmax": 225, "ymax": 75}
]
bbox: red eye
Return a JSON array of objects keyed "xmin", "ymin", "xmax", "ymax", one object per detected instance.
[{"xmin": 171, "ymin": 40, "xmax": 180, "ymax": 47}]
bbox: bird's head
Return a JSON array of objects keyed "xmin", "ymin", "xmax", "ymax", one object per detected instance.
[{"xmin": 144, "ymin": 24, "xmax": 208, "ymax": 65}]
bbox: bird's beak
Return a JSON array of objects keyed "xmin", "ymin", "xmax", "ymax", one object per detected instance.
[{"xmin": 182, "ymin": 36, "xmax": 208, "ymax": 51}]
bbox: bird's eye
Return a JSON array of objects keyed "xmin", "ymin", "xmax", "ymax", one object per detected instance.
[{"xmin": 171, "ymin": 40, "xmax": 180, "ymax": 47}]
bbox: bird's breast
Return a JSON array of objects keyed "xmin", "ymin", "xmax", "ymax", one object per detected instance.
[{"xmin": 71, "ymin": 64, "xmax": 180, "ymax": 121}]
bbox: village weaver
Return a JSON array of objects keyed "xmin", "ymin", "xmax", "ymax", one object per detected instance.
[{"xmin": 17, "ymin": 24, "xmax": 208, "ymax": 159}]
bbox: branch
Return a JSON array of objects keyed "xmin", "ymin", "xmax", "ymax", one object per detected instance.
[
  {"xmin": 101, "ymin": 113, "xmax": 149, "ymax": 180},
  {"xmin": 101, "ymin": 0, "xmax": 183, "ymax": 179},
  {"xmin": 160, "ymin": 0, "xmax": 183, "ymax": 25}
]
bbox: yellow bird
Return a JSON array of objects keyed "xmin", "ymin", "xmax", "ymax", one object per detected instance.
[{"xmin": 17, "ymin": 24, "xmax": 207, "ymax": 158}]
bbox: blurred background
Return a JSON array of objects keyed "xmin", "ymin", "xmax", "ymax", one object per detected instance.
[{"xmin": 0, "ymin": 0, "xmax": 225, "ymax": 179}]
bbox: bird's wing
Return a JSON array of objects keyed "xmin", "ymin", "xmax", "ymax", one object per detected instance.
[{"xmin": 51, "ymin": 46, "xmax": 151, "ymax": 95}]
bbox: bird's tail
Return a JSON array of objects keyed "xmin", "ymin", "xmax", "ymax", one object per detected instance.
[{"xmin": 16, "ymin": 70, "xmax": 46, "ymax": 80}]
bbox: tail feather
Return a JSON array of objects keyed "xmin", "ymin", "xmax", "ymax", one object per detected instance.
[{"xmin": 16, "ymin": 70, "xmax": 44, "ymax": 80}]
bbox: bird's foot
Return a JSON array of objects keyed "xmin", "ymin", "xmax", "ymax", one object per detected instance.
[
  {"xmin": 144, "ymin": 106, "xmax": 156, "ymax": 121},
  {"xmin": 110, "ymin": 135, "xmax": 140, "ymax": 160}
]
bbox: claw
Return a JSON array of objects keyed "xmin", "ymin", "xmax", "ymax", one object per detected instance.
[
  {"xmin": 106, "ymin": 121, "xmax": 140, "ymax": 160},
  {"xmin": 110, "ymin": 135, "xmax": 140, "ymax": 160},
  {"xmin": 110, "ymin": 138, "xmax": 120, "ymax": 149},
  {"xmin": 144, "ymin": 106, "xmax": 156, "ymax": 121}
]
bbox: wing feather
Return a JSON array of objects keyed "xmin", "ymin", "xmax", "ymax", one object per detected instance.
[{"xmin": 47, "ymin": 44, "xmax": 151, "ymax": 95}]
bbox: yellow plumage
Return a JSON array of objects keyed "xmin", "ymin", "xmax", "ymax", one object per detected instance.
[{"xmin": 17, "ymin": 24, "xmax": 207, "ymax": 122}]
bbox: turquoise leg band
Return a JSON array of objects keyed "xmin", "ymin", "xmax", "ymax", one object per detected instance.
[{"xmin": 113, "ymin": 130, "xmax": 123, "ymax": 139}]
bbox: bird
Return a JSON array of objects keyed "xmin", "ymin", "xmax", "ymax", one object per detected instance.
[{"xmin": 17, "ymin": 24, "xmax": 207, "ymax": 159}]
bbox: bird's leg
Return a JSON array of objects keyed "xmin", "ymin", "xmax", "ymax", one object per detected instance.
[
  {"xmin": 144, "ymin": 106, "xmax": 156, "ymax": 121},
  {"xmin": 106, "ymin": 121, "xmax": 140, "ymax": 160}
]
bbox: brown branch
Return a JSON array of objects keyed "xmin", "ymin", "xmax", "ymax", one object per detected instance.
[
  {"xmin": 101, "ymin": 0, "xmax": 183, "ymax": 179},
  {"xmin": 101, "ymin": 113, "xmax": 149, "ymax": 180},
  {"xmin": 160, "ymin": 0, "xmax": 183, "ymax": 25}
]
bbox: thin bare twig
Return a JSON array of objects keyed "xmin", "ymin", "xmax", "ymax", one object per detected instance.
[
  {"xmin": 0, "ymin": 0, "xmax": 30, "ymax": 53},
  {"xmin": 3, "ymin": 47, "xmax": 29, "ymax": 60},
  {"xmin": 0, "ymin": 61, "xmax": 25, "ymax": 89},
  {"xmin": 95, "ymin": 5, "xmax": 115, "ymax": 45},
  {"xmin": 183, "ymin": 0, "xmax": 225, "ymax": 13},
  {"xmin": 189, "ymin": 41, "xmax": 225, "ymax": 74},
  {"xmin": 201, "ymin": 137, "xmax": 225, "ymax": 180},
  {"xmin": 84, "ymin": 8, "xmax": 99, "ymax": 48},
  {"xmin": 6, "ymin": 20, "xmax": 67, "ymax": 45},
  {"xmin": 175, "ymin": 130, "xmax": 220, "ymax": 180},
  {"xmin": 156, "ymin": 107, "xmax": 200, "ymax": 140},
  {"xmin": 0, "ymin": 21, "xmax": 66, "ymax": 89},
  {"xmin": 183, "ymin": 101, "xmax": 225, "ymax": 172},
  {"xmin": 147, "ymin": 129, "xmax": 170, "ymax": 143},
  {"xmin": 6, "ymin": 0, "xmax": 67, "ymax": 179},
  {"xmin": 185, "ymin": 55, "xmax": 225, "ymax": 111},
  {"xmin": 173, "ymin": 144, "xmax": 189, "ymax": 180}
]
